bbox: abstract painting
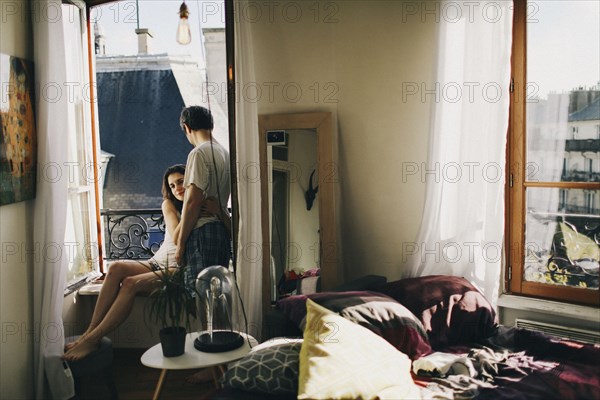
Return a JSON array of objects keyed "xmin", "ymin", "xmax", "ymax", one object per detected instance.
[{"xmin": 0, "ymin": 54, "xmax": 37, "ymax": 205}]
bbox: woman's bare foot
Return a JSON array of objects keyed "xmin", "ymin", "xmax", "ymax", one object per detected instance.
[
  {"xmin": 63, "ymin": 338, "xmax": 100, "ymax": 361},
  {"xmin": 64, "ymin": 340, "xmax": 78, "ymax": 351},
  {"xmin": 64, "ymin": 328, "xmax": 94, "ymax": 351}
]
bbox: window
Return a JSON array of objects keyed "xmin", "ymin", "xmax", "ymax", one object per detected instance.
[
  {"xmin": 507, "ymin": 0, "xmax": 599, "ymax": 306},
  {"xmin": 63, "ymin": 0, "xmax": 102, "ymax": 290}
]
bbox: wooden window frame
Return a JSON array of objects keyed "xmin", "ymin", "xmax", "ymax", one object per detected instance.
[
  {"xmin": 506, "ymin": 0, "xmax": 599, "ymax": 307},
  {"xmin": 63, "ymin": 0, "xmax": 104, "ymax": 292}
]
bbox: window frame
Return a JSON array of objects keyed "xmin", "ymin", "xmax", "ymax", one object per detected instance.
[
  {"xmin": 506, "ymin": 0, "xmax": 599, "ymax": 307},
  {"xmin": 63, "ymin": 0, "xmax": 104, "ymax": 293}
]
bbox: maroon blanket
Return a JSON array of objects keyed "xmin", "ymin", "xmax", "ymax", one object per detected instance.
[{"xmin": 419, "ymin": 328, "xmax": 600, "ymax": 400}]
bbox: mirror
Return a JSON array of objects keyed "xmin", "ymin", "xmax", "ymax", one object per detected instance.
[{"xmin": 259, "ymin": 112, "xmax": 336, "ymax": 310}]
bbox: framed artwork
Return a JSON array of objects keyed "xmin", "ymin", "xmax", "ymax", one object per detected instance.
[{"xmin": 0, "ymin": 54, "xmax": 37, "ymax": 206}]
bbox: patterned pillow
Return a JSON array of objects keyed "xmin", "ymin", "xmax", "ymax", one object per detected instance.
[
  {"xmin": 277, "ymin": 291, "xmax": 432, "ymax": 360},
  {"xmin": 222, "ymin": 340, "xmax": 302, "ymax": 395}
]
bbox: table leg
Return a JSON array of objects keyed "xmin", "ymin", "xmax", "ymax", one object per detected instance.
[
  {"xmin": 152, "ymin": 369, "xmax": 168, "ymax": 400},
  {"xmin": 210, "ymin": 367, "xmax": 220, "ymax": 388}
]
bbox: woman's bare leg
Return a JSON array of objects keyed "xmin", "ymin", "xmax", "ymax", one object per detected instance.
[
  {"xmin": 65, "ymin": 261, "xmax": 151, "ymax": 350},
  {"xmin": 63, "ymin": 270, "xmax": 162, "ymax": 361}
]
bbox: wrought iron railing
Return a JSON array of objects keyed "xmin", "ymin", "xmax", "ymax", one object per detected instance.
[
  {"xmin": 101, "ymin": 208, "xmax": 165, "ymax": 261},
  {"xmin": 564, "ymin": 139, "xmax": 600, "ymax": 152},
  {"xmin": 561, "ymin": 171, "xmax": 600, "ymax": 182},
  {"xmin": 526, "ymin": 210, "xmax": 599, "ymax": 289}
]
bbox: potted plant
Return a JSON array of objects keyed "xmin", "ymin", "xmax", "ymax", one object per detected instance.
[{"xmin": 147, "ymin": 267, "xmax": 197, "ymax": 357}]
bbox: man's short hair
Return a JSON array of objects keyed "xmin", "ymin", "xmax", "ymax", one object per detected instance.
[{"xmin": 180, "ymin": 106, "xmax": 214, "ymax": 131}]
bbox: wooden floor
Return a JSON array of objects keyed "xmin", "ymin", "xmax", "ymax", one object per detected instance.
[{"xmin": 77, "ymin": 348, "xmax": 220, "ymax": 400}]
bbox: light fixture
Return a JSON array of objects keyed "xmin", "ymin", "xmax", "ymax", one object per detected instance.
[
  {"xmin": 176, "ymin": 1, "xmax": 191, "ymax": 45},
  {"xmin": 195, "ymin": 266, "xmax": 244, "ymax": 353}
]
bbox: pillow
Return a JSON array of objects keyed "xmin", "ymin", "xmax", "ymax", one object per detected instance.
[
  {"xmin": 298, "ymin": 299, "xmax": 421, "ymax": 400},
  {"xmin": 222, "ymin": 340, "xmax": 302, "ymax": 395},
  {"xmin": 277, "ymin": 291, "xmax": 431, "ymax": 360},
  {"xmin": 376, "ymin": 275, "xmax": 498, "ymax": 349}
]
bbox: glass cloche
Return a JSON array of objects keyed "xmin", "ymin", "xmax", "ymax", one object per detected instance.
[{"xmin": 194, "ymin": 265, "xmax": 244, "ymax": 352}]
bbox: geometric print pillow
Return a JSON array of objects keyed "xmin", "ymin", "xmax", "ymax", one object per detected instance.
[{"xmin": 222, "ymin": 341, "xmax": 302, "ymax": 395}]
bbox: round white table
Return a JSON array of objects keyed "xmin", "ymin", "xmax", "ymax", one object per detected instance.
[{"xmin": 141, "ymin": 331, "xmax": 257, "ymax": 400}]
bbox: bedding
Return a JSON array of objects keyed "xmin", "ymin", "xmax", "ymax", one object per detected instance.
[
  {"xmin": 212, "ymin": 277, "xmax": 599, "ymax": 400},
  {"xmin": 376, "ymin": 275, "xmax": 498, "ymax": 348},
  {"xmin": 221, "ymin": 338, "xmax": 302, "ymax": 395},
  {"xmin": 277, "ymin": 290, "xmax": 432, "ymax": 360},
  {"xmin": 416, "ymin": 326, "xmax": 600, "ymax": 400},
  {"xmin": 297, "ymin": 299, "xmax": 420, "ymax": 399}
]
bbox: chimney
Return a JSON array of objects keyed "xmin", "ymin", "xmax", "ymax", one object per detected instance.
[
  {"xmin": 135, "ymin": 28, "xmax": 153, "ymax": 54},
  {"xmin": 94, "ymin": 22, "xmax": 105, "ymax": 55}
]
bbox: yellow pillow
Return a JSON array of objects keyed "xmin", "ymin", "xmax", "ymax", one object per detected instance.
[{"xmin": 298, "ymin": 299, "xmax": 421, "ymax": 400}]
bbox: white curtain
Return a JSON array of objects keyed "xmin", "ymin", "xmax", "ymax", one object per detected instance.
[
  {"xmin": 234, "ymin": 1, "xmax": 263, "ymax": 338},
  {"xmin": 32, "ymin": 1, "xmax": 74, "ymax": 398},
  {"xmin": 404, "ymin": 0, "xmax": 513, "ymax": 308}
]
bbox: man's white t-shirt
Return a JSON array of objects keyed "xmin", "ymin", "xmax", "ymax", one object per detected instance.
[{"xmin": 184, "ymin": 140, "xmax": 231, "ymax": 230}]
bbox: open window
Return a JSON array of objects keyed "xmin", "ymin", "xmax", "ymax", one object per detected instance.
[
  {"xmin": 507, "ymin": 0, "xmax": 599, "ymax": 306},
  {"xmin": 63, "ymin": 0, "xmax": 103, "ymax": 290}
]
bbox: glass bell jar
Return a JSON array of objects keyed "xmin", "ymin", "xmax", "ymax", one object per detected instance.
[{"xmin": 194, "ymin": 265, "xmax": 244, "ymax": 352}]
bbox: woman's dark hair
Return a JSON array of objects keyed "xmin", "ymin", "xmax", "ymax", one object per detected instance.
[
  {"xmin": 162, "ymin": 164, "xmax": 186, "ymax": 212},
  {"xmin": 180, "ymin": 106, "xmax": 214, "ymax": 131}
]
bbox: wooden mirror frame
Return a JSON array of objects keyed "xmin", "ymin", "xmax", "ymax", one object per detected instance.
[{"xmin": 259, "ymin": 112, "xmax": 336, "ymax": 312}]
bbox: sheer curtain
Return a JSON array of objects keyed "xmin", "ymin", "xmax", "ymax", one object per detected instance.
[
  {"xmin": 32, "ymin": 0, "xmax": 74, "ymax": 398},
  {"xmin": 234, "ymin": 1, "xmax": 263, "ymax": 337},
  {"xmin": 403, "ymin": 0, "xmax": 513, "ymax": 308}
]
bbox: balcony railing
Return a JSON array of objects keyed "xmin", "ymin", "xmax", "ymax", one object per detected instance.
[
  {"xmin": 101, "ymin": 208, "xmax": 165, "ymax": 261},
  {"xmin": 565, "ymin": 139, "xmax": 600, "ymax": 152},
  {"xmin": 561, "ymin": 171, "xmax": 600, "ymax": 182}
]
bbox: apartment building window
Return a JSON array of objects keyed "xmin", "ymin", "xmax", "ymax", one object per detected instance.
[
  {"xmin": 584, "ymin": 191, "xmax": 595, "ymax": 214},
  {"xmin": 63, "ymin": 1, "xmax": 102, "ymax": 289},
  {"xmin": 507, "ymin": 0, "xmax": 599, "ymax": 306}
]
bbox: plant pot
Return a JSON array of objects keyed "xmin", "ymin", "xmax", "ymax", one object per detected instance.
[{"xmin": 159, "ymin": 326, "xmax": 187, "ymax": 357}]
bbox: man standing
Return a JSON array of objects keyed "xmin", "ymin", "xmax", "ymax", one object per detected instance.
[{"xmin": 175, "ymin": 106, "xmax": 231, "ymax": 286}]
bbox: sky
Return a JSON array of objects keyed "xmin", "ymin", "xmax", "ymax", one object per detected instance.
[
  {"xmin": 93, "ymin": 0, "xmax": 225, "ymax": 63},
  {"xmin": 526, "ymin": 1, "xmax": 599, "ymax": 98}
]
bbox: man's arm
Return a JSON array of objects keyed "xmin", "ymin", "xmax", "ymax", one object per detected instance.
[{"xmin": 175, "ymin": 183, "xmax": 205, "ymax": 265}]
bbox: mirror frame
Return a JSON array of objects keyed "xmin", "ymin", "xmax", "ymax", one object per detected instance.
[{"xmin": 259, "ymin": 112, "xmax": 336, "ymax": 311}]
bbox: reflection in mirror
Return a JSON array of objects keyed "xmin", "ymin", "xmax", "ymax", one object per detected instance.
[
  {"xmin": 259, "ymin": 112, "xmax": 336, "ymax": 313},
  {"xmin": 268, "ymin": 130, "xmax": 319, "ymax": 300}
]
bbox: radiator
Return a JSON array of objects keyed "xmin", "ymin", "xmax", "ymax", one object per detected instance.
[{"xmin": 515, "ymin": 318, "xmax": 600, "ymax": 344}]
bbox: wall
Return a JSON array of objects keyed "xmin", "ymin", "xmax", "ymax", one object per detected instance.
[
  {"xmin": 0, "ymin": 0, "xmax": 35, "ymax": 397},
  {"xmin": 63, "ymin": 293, "xmax": 167, "ymax": 349},
  {"xmin": 249, "ymin": 0, "xmax": 438, "ymax": 283}
]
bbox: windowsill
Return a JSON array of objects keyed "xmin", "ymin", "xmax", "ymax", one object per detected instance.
[
  {"xmin": 497, "ymin": 294, "xmax": 599, "ymax": 323},
  {"xmin": 64, "ymin": 271, "xmax": 102, "ymax": 296},
  {"xmin": 77, "ymin": 282, "xmax": 104, "ymax": 295}
]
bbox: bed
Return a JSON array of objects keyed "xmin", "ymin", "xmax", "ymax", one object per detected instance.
[{"xmin": 210, "ymin": 275, "xmax": 599, "ymax": 399}]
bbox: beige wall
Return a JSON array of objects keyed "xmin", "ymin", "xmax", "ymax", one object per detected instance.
[
  {"xmin": 250, "ymin": 0, "xmax": 438, "ymax": 283},
  {"xmin": 0, "ymin": 0, "xmax": 35, "ymax": 397}
]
